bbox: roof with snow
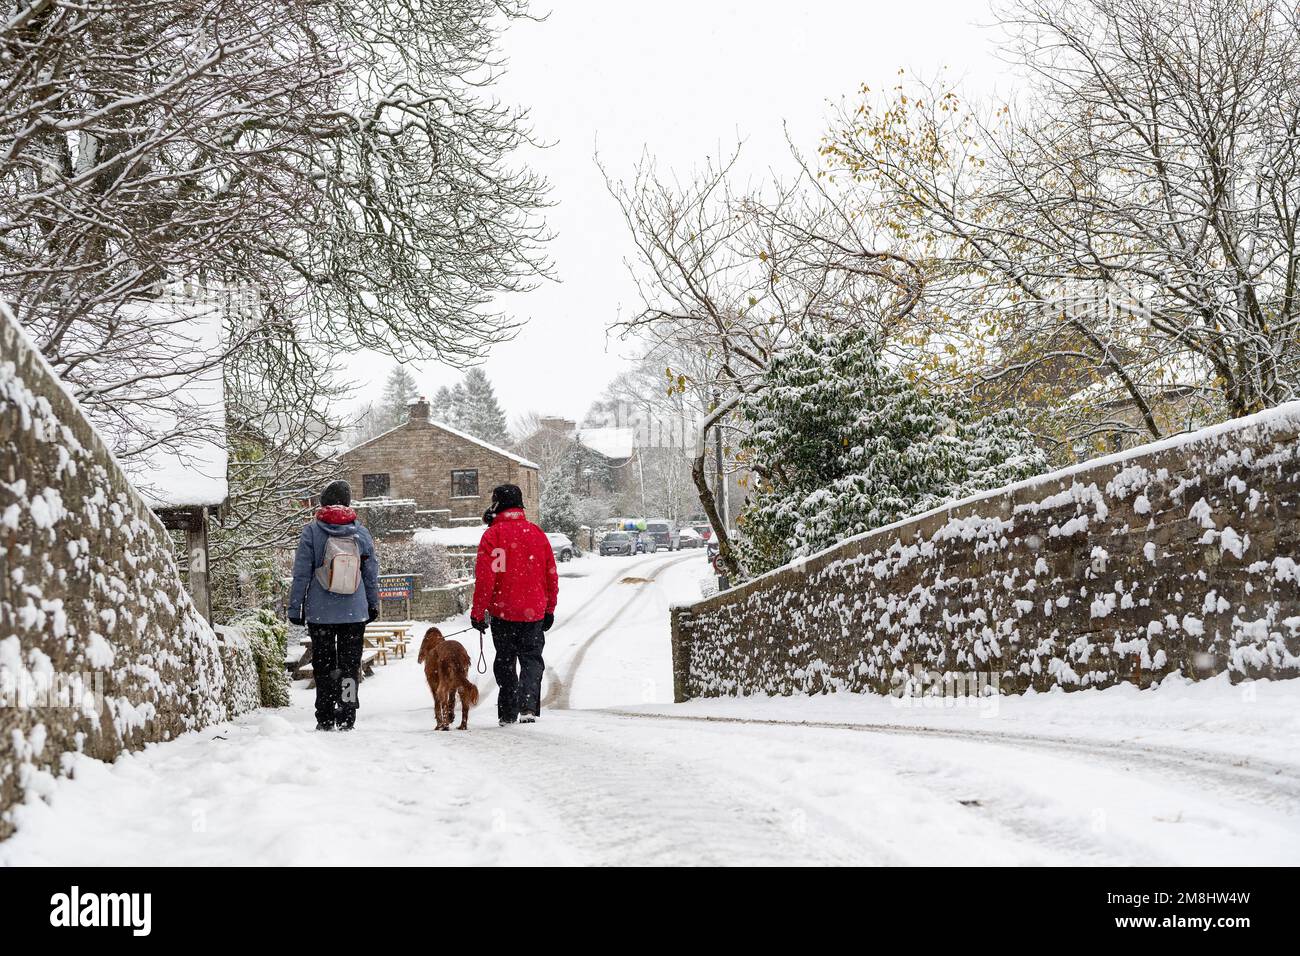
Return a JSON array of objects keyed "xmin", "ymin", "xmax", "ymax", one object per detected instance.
[
  {"xmin": 341, "ymin": 418, "xmax": 539, "ymax": 470},
  {"xmin": 116, "ymin": 296, "xmax": 229, "ymax": 510},
  {"xmin": 415, "ymin": 525, "xmax": 485, "ymax": 548},
  {"xmin": 577, "ymin": 426, "xmax": 636, "ymax": 461}
]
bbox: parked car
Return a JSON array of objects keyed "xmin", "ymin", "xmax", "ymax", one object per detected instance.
[
  {"xmin": 599, "ymin": 531, "xmax": 636, "ymax": 556},
  {"xmin": 678, "ymin": 527, "xmax": 704, "ymax": 548},
  {"xmin": 645, "ymin": 520, "xmax": 680, "ymax": 551},
  {"xmin": 635, "ymin": 532, "xmax": 658, "ymax": 554},
  {"xmin": 691, "ymin": 523, "xmax": 713, "ymax": 541},
  {"xmin": 547, "ymin": 532, "xmax": 575, "ymax": 562}
]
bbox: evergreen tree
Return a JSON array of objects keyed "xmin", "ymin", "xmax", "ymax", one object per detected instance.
[
  {"xmin": 429, "ymin": 385, "xmax": 455, "ymax": 424},
  {"xmin": 737, "ymin": 328, "xmax": 1046, "ymax": 577},
  {"xmin": 456, "ymin": 368, "xmax": 511, "ymax": 445},
  {"xmin": 448, "ymin": 382, "xmax": 470, "ymax": 430},
  {"xmin": 380, "ymin": 365, "xmax": 419, "ymax": 430},
  {"xmin": 539, "ymin": 443, "xmax": 581, "ymax": 538}
]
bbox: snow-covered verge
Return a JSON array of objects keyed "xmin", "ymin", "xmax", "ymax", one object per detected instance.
[
  {"xmin": 620, "ymin": 672, "xmax": 1300, "ymax": 769},
  {"xmin": 0, "ymin": 306, "xmax": 233, "ymax": 839},
  {"xmin": 213, "ymin": 610, "xmax": 292, "ymax": 713},
  {"xmin": 673, "ymin": 402, "xmax": 1300, "ymax": 701}
]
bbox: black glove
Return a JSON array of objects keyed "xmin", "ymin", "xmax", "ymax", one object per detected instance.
[
  {"xmin": 366, "ymin": 606, "xmax": 379, "ymax": 623},
  {"xmin": 471, "ymin": 617, "xmax": 488, "ymax": 633},
  {"xmin": 482, "ymin": 505, "xmax": 498, "ymax": 526},
  {"xmin": 288, "ymin": 615, "xmax": 304, "ymax": 627},
  {"xmin": 542, "ymin": 612, "xmax": 554, "ymax": 632}
]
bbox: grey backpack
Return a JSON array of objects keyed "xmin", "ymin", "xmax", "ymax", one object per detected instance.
[{"xmin": 315, "ymin": 534, "xmax": 361, "ymax": 595}]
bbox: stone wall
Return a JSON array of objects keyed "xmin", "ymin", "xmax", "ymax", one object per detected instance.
[
  {"xmin": 0, "ymin": 306, "xmax": 238, "ymax": 838},
  {"xmin": 377, "ymin": 580, "xmax": 473, "ymax": 623},
  {"xmin": 671, "ymin": 405, "xmax": 1300, "ymax": 702},
  {"xmin": 354, "ymin": 497, "xmax": 418, "ymax": 539}
]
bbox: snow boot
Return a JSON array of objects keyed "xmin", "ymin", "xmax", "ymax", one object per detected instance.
[
  {"xmin": 519, "ymin": 712, "xmax": 537, "ymax": 724},
  {"xmin": 316, "ymin": 722, "xmax": 335, "ymax": 732},
  {"xmin": 499, "ymin": 717, "xmax": 517, "ymax": 727}
]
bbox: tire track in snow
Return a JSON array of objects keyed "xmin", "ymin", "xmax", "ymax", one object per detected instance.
[
  {"xmin": 460, "ymin": 713, "xmax": 886, "ymax": 865},
  {"xmin": 594, "ymin": 710, "xmax": 1300, "ymax": 811},
  {"xmin": 543, "ymin": 551, "xmax": 698, "ymax": 710},
  {"xmin": 472, "ymin": 551, "xmax": 695, "ymax": 712}
]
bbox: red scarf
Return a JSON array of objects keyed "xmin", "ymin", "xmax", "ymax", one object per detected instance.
[{"xmin": 316, "ymin": 505, "xmax": 357, "ymax": 525}]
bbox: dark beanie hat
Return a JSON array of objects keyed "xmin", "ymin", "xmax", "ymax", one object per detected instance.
[
  {"xmin": 320, "ymin": 480, "xmax": 352, "ymax": 507},
  {"xmin": 491, "ymin": 483, "xmax": 524, "ymax": 510}
]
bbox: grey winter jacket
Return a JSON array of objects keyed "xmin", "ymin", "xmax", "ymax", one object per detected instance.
[{"xmin": 288, "ymin": 519, "xmax": 380, "ymax": 624}]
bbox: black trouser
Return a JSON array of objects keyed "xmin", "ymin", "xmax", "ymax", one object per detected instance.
[
  {"xmin": 309, "ymin": 622, "xmax": 365, "ymax": 727},
  {"xmin": 491, "ymin": 618, "xmax": 546, "ymax": 722}
]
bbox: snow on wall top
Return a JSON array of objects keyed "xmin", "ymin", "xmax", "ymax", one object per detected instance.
[
  {"xmin": 416, "ymin": 525, "xmax": 485, "ymax": 548},
  {"xmin": 0, "ymin": 300, "xmax": 231, "ymax": 833},
  {"xmin": 694, "ymin": 399, "xmax": 1300, "ymax": 607}
]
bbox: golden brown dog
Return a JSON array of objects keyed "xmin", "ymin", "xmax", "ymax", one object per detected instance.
[{"xmin": 417, "ymin": 627, "xmax": 479, "ymax": 730}]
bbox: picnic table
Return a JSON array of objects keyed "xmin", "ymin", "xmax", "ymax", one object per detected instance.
[
  {"xmin": 363, "ymin": 621, "xmax": 414, "ymax": 666},
  {"xmin": 284, "ymin": 621, "xmax": 414, "ymax": 681}
]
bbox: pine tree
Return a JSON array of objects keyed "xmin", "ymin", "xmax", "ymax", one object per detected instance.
[
  {"xmin": 539, "ymin": 443, "xmax": 581, "ymax": 537},
  {"xmin": 380, "ymin": 365, "xmax": 419, "ymax": 430},
  {"xmin": 737, "ymin": 328, "xmax": 1046, "ymax": 577},
  {"xmin": 448, "ymin": 383, "xmax": 469, "ymax": 430},
  {"xmin": 455, "ymin": 368, "xmax": 510, "ymax": 445},
  {"xmin": 429, "ymin": 385, "xmax": 455, "ymax": 424}
]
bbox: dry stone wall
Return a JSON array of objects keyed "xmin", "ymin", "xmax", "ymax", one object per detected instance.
[
  {"xmin": 671, "ymin": 405, "xmax": 1300, "ymax": 702},
  {"xmin": 0, "ymin": 307, "xmax": 237, "ymax": 838}
]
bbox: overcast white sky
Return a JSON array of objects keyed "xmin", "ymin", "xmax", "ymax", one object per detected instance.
[{"xmin": 344, "ymin": 0, "xmax": 1006, "ymax": 426}]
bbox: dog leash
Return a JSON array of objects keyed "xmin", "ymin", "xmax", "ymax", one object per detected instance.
[{"xmin": 435, "ymin": 624, "xmax": 488, "ymax": 674}]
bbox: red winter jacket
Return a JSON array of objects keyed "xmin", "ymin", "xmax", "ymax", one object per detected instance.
[{"xmin": 470, "ymin": 508, "xmax": 559, "ymax": 623}]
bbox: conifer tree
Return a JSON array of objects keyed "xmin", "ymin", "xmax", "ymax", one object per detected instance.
[
  {"xmin": 737, "ymin": 328, "xmax": 1046, "ymax": 576},
  {"xmin": 381, "ymin": 365, "xmax": 419, "ymax": 430},
  {"xmin": 455, "ymin": 368, "xmax": 511, "ymax": 445},
  {"xmin": 429, "ymin": 385, "xmax": 456, "ymax": 424},
  {"xmin": 539, "ymin": 443, "xmax": 581, "ymax": 537}
]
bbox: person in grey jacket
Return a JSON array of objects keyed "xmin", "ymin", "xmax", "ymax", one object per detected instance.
[{"xmin": 288, "ymin": 480, "xmax": 380, "ymax": 731}]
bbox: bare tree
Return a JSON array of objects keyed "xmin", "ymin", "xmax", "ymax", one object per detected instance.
[
  {"xmin": 0, "ymin": 0, "xmax": 551, "ymax": 462},
  {"xmin": 602, "ymin": 145, "xmax": 921, "ymax": 571},
  {"xmin": 825, "ymin": 0, "xmax": 1300, "ymax": 451}
]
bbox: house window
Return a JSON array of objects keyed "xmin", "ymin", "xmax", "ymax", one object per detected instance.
[
  {"xmin": 362, "ymin": 473, "xmax": 390, "ymax": 498},
  {"xmin": 451, "ymin": 469, "xmax": 479, "ymax": 498}
]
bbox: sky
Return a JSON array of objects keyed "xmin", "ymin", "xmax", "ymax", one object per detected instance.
[{"xmin": 344, "ymin": 0, "xmax": 1006, "ymax": 427}]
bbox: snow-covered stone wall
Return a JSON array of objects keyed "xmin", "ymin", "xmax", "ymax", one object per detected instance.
[
  {"xmin": 671, "ymin": 406, "xmax": 1300, "ymax": 701},
  {"xmin": 0, "ymin": 307, "xmax": 233, "ymax": 838}
]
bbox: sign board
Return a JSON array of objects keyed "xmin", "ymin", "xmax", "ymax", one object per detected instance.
[{"xmin": 377, "ymin": 574, "xmax": 415, "ymax": 600}]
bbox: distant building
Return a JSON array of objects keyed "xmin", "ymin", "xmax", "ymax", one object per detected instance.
[
  {"xmin": 340, "ymin": 399, "xmax": 540, "ymax": 526},
  {"xmin": 529, "ymin": 416, "xmax": 639, "ymax": 496},
  {"xmin": 116, "ymin": 292, "xmax": 229, "ymax": 622}
]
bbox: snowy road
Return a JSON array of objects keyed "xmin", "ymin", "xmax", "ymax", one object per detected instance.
[{"xmin": 4, "ymin": 550, "xmax": 1299, "ymax": 866}]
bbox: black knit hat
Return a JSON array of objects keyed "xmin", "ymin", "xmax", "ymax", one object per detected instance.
[
  {"xmin": 491, "ymin": 483, "xmax": 524, "ymax": 510},
  {"xmin": 320, "ymin": 479, "xmax": 352, "ymax": 507}
]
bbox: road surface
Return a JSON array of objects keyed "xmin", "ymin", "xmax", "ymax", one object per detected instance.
[{"xmin": 4, "ymin": 550, "xmax": 1298, "ymax": 865}]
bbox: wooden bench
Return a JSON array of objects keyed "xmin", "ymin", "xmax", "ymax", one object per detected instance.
[
  {"xmin": 364, "ymin": 622, "xmax": 414, "ymax": 664},
  {"xmin": 296, "ymin": 651, "xmax": 379, "ymax": 688}
]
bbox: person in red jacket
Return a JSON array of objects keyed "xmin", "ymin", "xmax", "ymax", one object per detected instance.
[{"xmin": 471, "ymin": 484, "xmax": 559, "ymax": 725}]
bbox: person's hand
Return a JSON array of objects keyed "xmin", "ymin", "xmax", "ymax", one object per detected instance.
[
  {"xmin": 366, "ymin": 606, "xmax": 379, "ymax": 623},
  {"xmin": 471, "ymin": 617, "xmax": 488, "ymax": 633},
  {"xmin": 542, "ymin": 612, "xmax": 554, "ymax": 632},
  {"xmin": 288, "ymin": 614, "xmax": 304, "ymax": 627}
]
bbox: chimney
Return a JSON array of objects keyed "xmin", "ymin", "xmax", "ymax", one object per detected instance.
[
  {"xmin": 539, "ymin": 415, "xmax": 576, "ymax": 434},
  {"xmin": 408, "ymin": 398, "xmax": 430, "ymax": 423}
]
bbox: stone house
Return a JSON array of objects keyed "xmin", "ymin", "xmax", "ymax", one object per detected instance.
[{"xmin": 340, "ymin": 399, "xmax": 540, "ymax": 526}]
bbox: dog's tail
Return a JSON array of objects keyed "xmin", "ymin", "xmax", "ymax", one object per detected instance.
[{"xmin": 459, "ymin": 676, "xmax": 480, "ymax": 707}]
